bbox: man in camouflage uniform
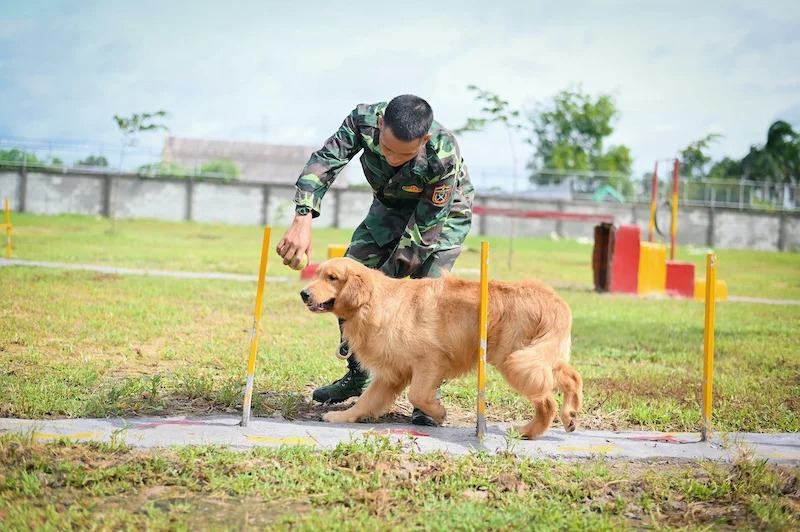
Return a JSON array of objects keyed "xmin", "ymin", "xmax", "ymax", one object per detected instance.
[{"xmin": 277, "ymin": 94, "xmax": 474, "ymax": 425}]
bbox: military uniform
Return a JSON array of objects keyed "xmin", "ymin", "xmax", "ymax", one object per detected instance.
[
  {"xmin": 294, "ymin": 102, "xmax": 474, "ymax": 277},
  {"xmin": 293, "ymin": 102, "xmax": 474, "ymax": 419}
]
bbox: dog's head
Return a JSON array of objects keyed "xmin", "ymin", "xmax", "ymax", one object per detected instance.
[{"xmin": 300, "ymin": 257, "xmax": 373, "ymax": 317}]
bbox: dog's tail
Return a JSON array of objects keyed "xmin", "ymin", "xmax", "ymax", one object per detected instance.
[{"xmin": 553, "ymin": 360, "xmax": 583, "ymax": 432}]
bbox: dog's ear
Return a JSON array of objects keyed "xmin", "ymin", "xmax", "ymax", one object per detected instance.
[{"xmin": 337, "ymin": 265, "xmax": 372, "ymax": 311}]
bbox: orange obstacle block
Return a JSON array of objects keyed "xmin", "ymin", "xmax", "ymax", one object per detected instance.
[
  {"xmin": 638, "ymin": 242, "xmax": 667, "ymax": 295},
  {"xmin": 609, "ymin": 225, "xmax": 641, "ymax": 294},
  {"xmin": 327, "ymin": 244, "xmax": 347, "ymax": 259},
  {"xmin": 666, "ymin": 261, "xmax": 695, "ymax": 298},
  {"xmin": 694, "ymin": 279, "xmax": 728, "ymax": 301}
]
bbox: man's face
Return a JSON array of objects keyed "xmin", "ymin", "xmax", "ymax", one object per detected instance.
[{"xmin": 377, "ymin": 116, "xmax": 431, "ymax": 167}]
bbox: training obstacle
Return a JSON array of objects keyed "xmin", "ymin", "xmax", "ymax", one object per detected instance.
[
  {"xmin": 3, "ymin": 197, "xmax": 12, "ymax": 259},
  {"xmin": 241, "ymin": 227, "xmax": 272, "ymax": 427},
  {"xmin": 476, "ymin": 241, "xmax": 489, "ymax": 441}
]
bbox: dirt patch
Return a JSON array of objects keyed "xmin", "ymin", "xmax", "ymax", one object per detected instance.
[
  {"xmin": 255, "ymin": 386, "xmax": 597, "ymax": 431},
  {"xmin": 75, "ymin": 485, "xmax": 310, "ymax": 529},
  {"xmin": 589, "ymin": 372, "xmax": 697, "ymax": 405}
]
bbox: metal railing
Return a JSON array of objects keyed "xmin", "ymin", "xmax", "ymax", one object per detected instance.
[{"xmin": 2, "ymin": 137, "xmax": 797, "ymax": 211}]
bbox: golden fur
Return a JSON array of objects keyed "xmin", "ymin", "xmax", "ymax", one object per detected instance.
[{"xmin": 301, "ymin": 257, "xmax": 583, "ymax": 438}]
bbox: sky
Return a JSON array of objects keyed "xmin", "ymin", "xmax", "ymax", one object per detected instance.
[{"xmin": 1, "ymin": 0, "xmax": 799, "ymax": 187}]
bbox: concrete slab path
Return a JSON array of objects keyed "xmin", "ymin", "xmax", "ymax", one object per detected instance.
[{"xmin": 1, "ymin": 416, "xmax": 798, "ymax": 464}]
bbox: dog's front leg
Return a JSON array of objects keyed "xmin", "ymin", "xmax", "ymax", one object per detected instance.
[{"xmin": 322, "ymin": 377, "xmax": 401, "ymax": 423}]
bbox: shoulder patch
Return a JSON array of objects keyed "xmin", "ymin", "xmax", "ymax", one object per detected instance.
[{"xmin": 431, "ymin": 184, "xmax": 452, "ymax": 206}]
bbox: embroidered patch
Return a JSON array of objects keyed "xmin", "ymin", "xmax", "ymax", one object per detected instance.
[
  {"xmin": 402, "ymin": 185, "xmax": 423, "ymax": 194},
  {"xmin": 431, "ymin": 184, "xmax": 452, "ymax": 206}
]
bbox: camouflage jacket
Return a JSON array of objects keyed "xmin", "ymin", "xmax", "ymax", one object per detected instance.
[{"xmin": 294, "ymin": 102, "xmax": 474, "ymax": 277}]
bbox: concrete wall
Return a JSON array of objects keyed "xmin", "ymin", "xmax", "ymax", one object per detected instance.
[
  {"xmin": 113, "ymin": 177, "xmax": 186, "ymax": 221},
  {"xmin": 1, "ymin": 168, "xmax": 797, "ymax": 252},
  {"xmin": 25, "ymin": 172, "xmax": 103, "ymax": 216},
  {"xmin": 193, "ymin": 181, "xmax": 262, "ymax": 225},
  {"xmin": 0, "ymin": 172, "xmax": 20, "ymax": 211}
]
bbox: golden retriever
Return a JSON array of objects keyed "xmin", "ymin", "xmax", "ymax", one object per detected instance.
[{"xmin": 300, "ymin": 257, "xmax": 583, "ymax": 438}]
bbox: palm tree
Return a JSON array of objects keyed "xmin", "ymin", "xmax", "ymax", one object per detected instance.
[{"xmin": 743, "ymin": 120, "xmax": 799, "ymax": 183}]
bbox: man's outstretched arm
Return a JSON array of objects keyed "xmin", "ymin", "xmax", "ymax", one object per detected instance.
[{"xmin": 278, "ymin": 109, "xmax": 363, "ymax": 267}]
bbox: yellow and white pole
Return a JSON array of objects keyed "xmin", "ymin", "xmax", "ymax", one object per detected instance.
[
  {"xmin": 648, "ymin": 162, "xmax": 659, "ymax": 242},
  {"xmin": 477, "ymin": 241, "xmax": 489, "ymax": 440},
  {"xmin": 670, "ymin": 159, "xmax": 681, "ymax": 260},
  {"xmin": 4, "ymin": 197, "xmax": 12, "ymax": 259},
  {"xmin": 241, "ymin": 227, "xmax": 271, "ymax": 427},
  {"xmin": 701, "ymin": 252, "xmax": 717, "ymax": 441}
]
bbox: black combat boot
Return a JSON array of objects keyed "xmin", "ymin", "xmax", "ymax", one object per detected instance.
[{"xmin": 312, "ymin": 344, "xmax": 368, "ymax": 404}]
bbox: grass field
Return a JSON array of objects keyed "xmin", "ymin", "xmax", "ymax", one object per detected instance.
[
  {"xmin": 1, "ymin": 434, "xmax": 798, "ymax": 530},
  {"xmin": 1, "ymin": 214, "xmax": 798, "ymax": 432},
  {"xmin": 1, "ymin": 213, "xmax": 799, "ymax": 529}
]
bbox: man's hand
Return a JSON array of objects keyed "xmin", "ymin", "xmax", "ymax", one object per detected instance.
[{"xmin": 277, "ymin": 213, "xmax": 313, "ymax": 269}]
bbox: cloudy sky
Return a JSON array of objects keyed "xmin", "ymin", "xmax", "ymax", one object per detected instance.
[{"xmin": 1, "ymin": 0, "xmax": 798, "ymax": 186}]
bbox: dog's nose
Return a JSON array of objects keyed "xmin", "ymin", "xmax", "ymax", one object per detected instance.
[{"xmin": 300, "ymin": 289, "xmax": 311, "ymax": 303}]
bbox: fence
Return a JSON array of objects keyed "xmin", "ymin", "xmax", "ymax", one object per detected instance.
[
  {"xmin": 3, "ymin": 137, "xmax": 797, "ymax": 212},
  {"xmin": 1, "ymin": 167, "xmax": 798, "ymax": 252}
]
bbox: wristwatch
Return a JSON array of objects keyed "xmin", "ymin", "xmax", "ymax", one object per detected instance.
[{"xmin": 295, "ymin": 205, "xmax": 312, "ymax": 216}]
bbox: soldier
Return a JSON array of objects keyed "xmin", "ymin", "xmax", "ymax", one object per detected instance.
[{"xmin": 276, "ymin": 94, "xmax": 474, "ymax": 425}]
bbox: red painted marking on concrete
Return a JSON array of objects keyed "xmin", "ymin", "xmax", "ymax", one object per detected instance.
[
  {"xmin": 472, "ymin": 206, "xmax": 614, "ymax": 223},
  {"xmin": 627, "ymin": 434, "xmax": 693, "ymax": 444},
  {"xmin": 133, "ymin": 420, "xmax": 210, "ymax": 429},
  {"xmin": 370, "ymin": 428, "xmax": 430, "ymax": 438}
]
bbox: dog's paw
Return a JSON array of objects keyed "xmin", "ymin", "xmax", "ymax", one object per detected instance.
[
  {"xmin": 561, "ymin": 410, "xmax": 577, "ymax": 433},
  {"xmin": 322, "ymin": 410, "xmax": 356, "ymax": 423}
]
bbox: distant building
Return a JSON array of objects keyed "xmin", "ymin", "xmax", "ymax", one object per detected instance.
[{"xmin": 161, "ymin": 136, "xmax": 353, "ymax": 187}]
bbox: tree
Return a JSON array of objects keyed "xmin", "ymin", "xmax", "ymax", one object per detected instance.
[
  {"xmin": 526, "ymin": 88, "xmax": 632, "ymax": 187},
  {"xmin": 0, "ymin": 149, "xmax": 63, "ymax": 169},
  {"xmin": 76, "ymin": 155, "xmax": 109, "ymax": 167},
  {"xmin": 679, "ymin": 133, "xmax": 722, "ymax": 179},
  {"xmin": 455, "ymin": 85, "xmax": 527, "ymax": 268},
  {"xmin": 708, "ymin": 157, "xmax": 743, "ymax": 180},
  {"xmin": 199, "ymin": 159, "xmax": 240, "ymax": 181},
  {"xmin": 113, "ymin": 111, "xmax": 170, "ymax": 137},
  {"xmin": 454, "ymin": 85, "xmax": 525, "ymax": 191},
  {"xmin": 113, "ymin": 110, "xmax": 170, "ymax": 170},
  {"xmin": 137, "ymin": 161, "xmax": 191, "ymax": 178},
  {"xmin": 0, "ymin": 149, "xmax": 41, "ymax": 167},
  {"xmin": 738, "ymin": 121, "xmax": 799, "ymax": 183}
]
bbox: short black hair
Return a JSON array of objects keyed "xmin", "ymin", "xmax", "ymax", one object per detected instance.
[{"xmin": 383, "ymin": 94, "xmax": 433, "ymax": 141}]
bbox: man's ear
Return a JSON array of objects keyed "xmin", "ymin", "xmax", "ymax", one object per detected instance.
[
  {"xmin": 378, "ymin": 115, "xmax": 384, "ymax": 129},
  {"xmin": 336, "ymin": 266, "xmax": 372, "ymax": 311},
  {"xmin": 421, "ymin": 132, "xmax": 432, "ymax": 144}
]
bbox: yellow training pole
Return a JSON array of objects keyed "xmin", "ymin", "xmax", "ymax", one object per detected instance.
[
  {"xmin": 477, "ymin": 241, "xmax": 489, "ymax": 440},
  {"xmin": 4, "ymin": 197, "xmax": 11, "ymax": 259},
  {"xmin": 648, "ymin": 162, "xmax": 658, "ymax": 242},
  {"xmin": 241, "ymin": 227, "xmax": 271, "ymax": 427},
  {"xmin": 701, "ymin": 252, "xmax": 717, "ymax": 441},
  {"xmin": 670, "ymin": 159, "xmax": 680, "ymax": 260}
]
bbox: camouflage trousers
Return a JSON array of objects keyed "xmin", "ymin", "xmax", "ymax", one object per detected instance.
[
  {"xmin": 345, "ymin": 222, "xmax": 463, "ymax": 279},
  {"xmin": 337, "ymin": 206, "xmax": 469, "ymax": 371}
]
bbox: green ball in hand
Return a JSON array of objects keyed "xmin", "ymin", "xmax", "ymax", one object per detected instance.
[{"xmin": 293, "ymin": 254, "xmax": 309, "ymax": 271}]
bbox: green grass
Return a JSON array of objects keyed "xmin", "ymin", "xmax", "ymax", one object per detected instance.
[
  {"xmin": 9, "ymin": 213, "xmax": 800, "ymax": 298},
  {"xmin": 2, "ymin": 214, "xmax": 799, "ymax": 529},
  {"xmin": 1, "ymin": 214, "xmax": 798, "ymax": 432},
  {"xmin": 1, "ymin": 434, "xmax": 798, "ymax": 530}
]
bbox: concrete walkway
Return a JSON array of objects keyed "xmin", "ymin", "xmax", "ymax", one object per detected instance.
[
  {"xmin": 1, "ymin": 416, "xmax": 798, "ymax": 464},
  {"xmin": 0, "ymin": 258, "xmax": 289, "ymax": 283}
]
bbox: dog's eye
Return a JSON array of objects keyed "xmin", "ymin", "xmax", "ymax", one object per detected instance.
[{"xmin": 327, "ymin": 274, "xmax": 338, "ymax": 281}]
